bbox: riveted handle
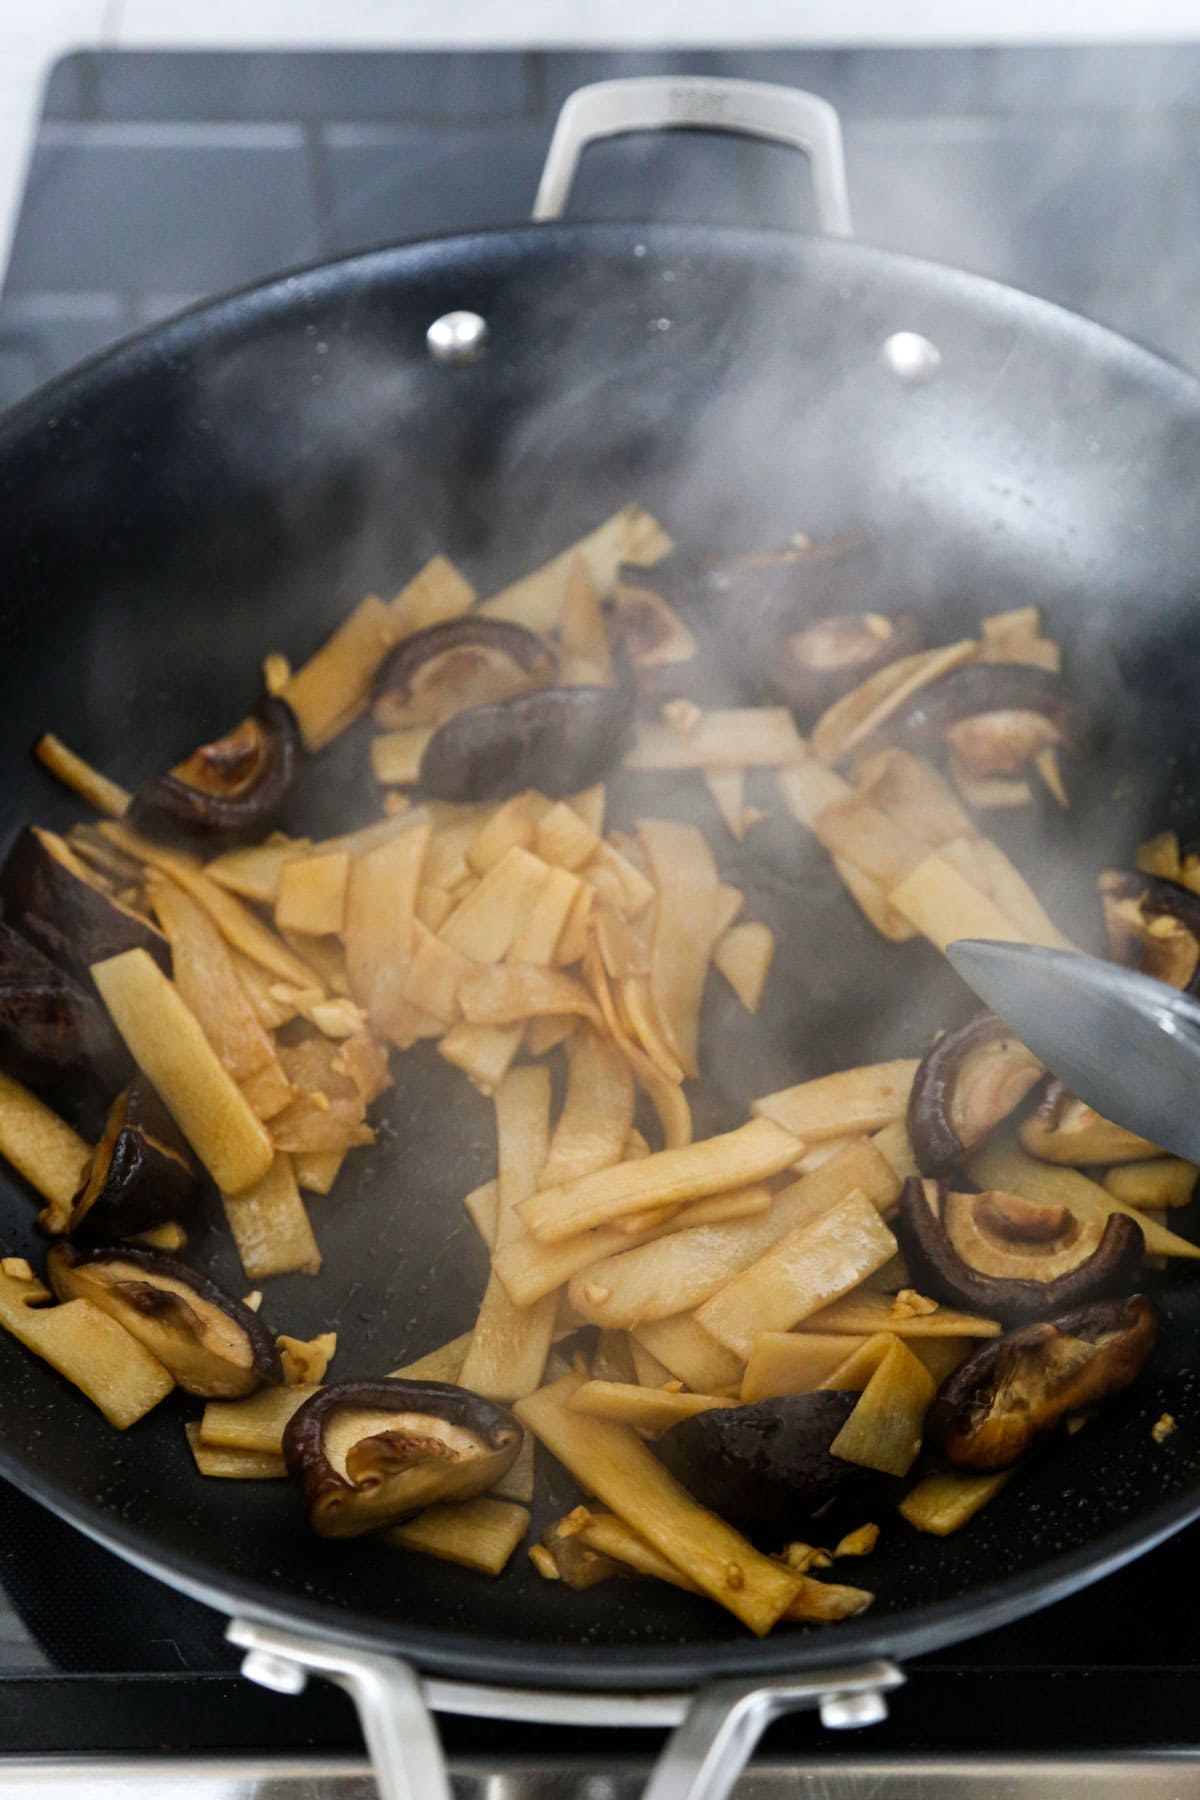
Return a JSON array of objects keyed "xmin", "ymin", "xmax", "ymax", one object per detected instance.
[{"xmin": 532, "ymin": 76, "xmax": 854, "ymax": 237}]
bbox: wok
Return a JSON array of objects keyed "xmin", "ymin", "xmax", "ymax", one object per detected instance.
[{"xmin": 2, "ymin": 75, "xmax": 1200, "ymax": 1799}]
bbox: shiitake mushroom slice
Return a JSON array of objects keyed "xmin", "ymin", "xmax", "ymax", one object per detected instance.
[
  {"xmin": 2, "ymin": 825, "xmax": 169, "ymax": 981},
  {"xmin": 1100, "ymin": 870, "xmax": 1200, "ymax": 997},
  {"xmin": 895, "ymin": 1176, "xmax": 1145, "ymax": 1327},
  {"xmin": 907, "ymin": 1013, "xmax": 1044, "ymax": 1179},
  {"xmin": 1018, "ymin": 1078, "xmax": 1160, "ymax": 1166},
  {"xmin": 654, "ymin": 1391, "xmax": 886, "ymax": 1547},
  {"xmin": 927, "ymin": 1293, "xmax": 1159, "ymax": 1471},
  {"xmin": 372, "ymin": 618, "xmax": 557, "ymax": 730},
  {"xmin": 66, "ymin": 1078, "xmax": 199, "ymax": 1241},
  {"xmin": 127, "ymin": 697, "xmax": 301, "ymax": 851},
  {"xmin": 888, "ymin": 663, "xmax": 1078, "ymax": 763},
  {"xmin": 757, "ymin": 613, "xmax": 923, "ymax": 718},
  {"xmin": 46, "ymin": 1242, "xmax": 281, "ymax": 1398},
  {"xmin": 418, "ymin": 683, "xmax": 633, "ymax": 804},
  {"xmin": 283, "ymin": 1379, "xmax": 522, "ymax": 1538},
  {"xmin": 0, "ymin": 921, "xmax": 125, "ymax": 1095}
]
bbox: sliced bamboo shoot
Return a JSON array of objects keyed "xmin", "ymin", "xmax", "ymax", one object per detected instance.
[
  {"xmin": 438, "ymin": 1021, "xmax": 524, "ymax": 1095},
  {"xmin": 185, "ymin": 1421, "xmax": 286, "ymax": 1478},
  {"xmin": 459, "ymin": 1067, "xmax": 556, "ymax": 1402},
  {"xmin": 899, "ymin": 1466, "xmax": 1013, "ymax": 1535},
  {"xmin": 631, "ymin": 1314, "xmax": 745, "ymax": 1392},
  {"xmin": 827, "ymin": 1337, "xmax": 935, "ymax": 1476},
  {"xmin": 569, "ymin": 1380, "xmax": 736, "ymax": 1434},
  {"xmin": 275, "ymin": 850, "xmax": 349, "ymax": 937},
  {"xmin": 148, "ymin": 873, "xmax": 286, "ymax": 1086},
  {"xmin": 283, "ymin": 593, "xmax": 396, "ymax": 750},
  {"xmin": 568, "ymin": 1191, "xmax": 790, "ymax": 1329},
  {"xmin": 712, "ymin": 922, "xmax": 774, "ymax": 1013},
  {"xmin": 92, "ymin": 949, "xmax": 273, "ymax": 1193},
  {"xmin": 0, "ymin": 1261, "xmax": 173, "ymax": 1427},
  {"xmin": 536, "ymin": 801, "xmax": 600, "ymax": 871},
  {"xmin": 458, "ymin": 963, "xmax": 601, "ymax": 1029},
  {"xmin": 540, "ymin": 1029, "xmax": 635, "ymax": 1190},
  {"xmin": 388, "ymin": 553, "xmax": 476, "ymax": 634},
  {"xmin": 626, "ymin": 709, "xmax": 806, "ymax": 771},
  {"xmin": 200, "ymin": 1382, "xmax": 321, "ymax": 1452},
  {"xmin": 754, "ymin": 1062, "xmax": 919, "ymax": 1144},
  {"xmin": 1104, "ymin": 1158, "xmax": 1199, "ymax": 1208},
  {"xmin": 740, "ymin": 1331, "xmax": 868, "ymax": 1402},
  {"xmin": 294, "ymin": 1148, "xmax": 349, "ymax": 1199},
  {"xmin": 35, "ymin": 733, "xmax": 131, "ymax": 816},
  {"xmin": 0, "ymin": 1073, "xmax": 90, "ymax": 1227},
  {"xmin": 385, "ymin": 1496, "xmax": 530, "ymax": 1574},
  {"xmin": 509, "ymin": 865, "xmax": 583, "ymax": 964},
  {"xmin": 371, "ymin": 726, "xmax": 436, "ymax": 785},
  {"xmin": 440, "ymin": 846, "xmax": 550, "ymax": 962},
  {"xmin": 519, "ymin": 1117, "xmax": 802, "ymax": 1244},
  {"xmin": 343, "ymin": 817, "xmax": 430, "ymax": 1037},
  {"xmin": 221, "ymin": 1153, "xmax": 321, "ymax": 1279},
  {"xmin": 694, "ymin": 1192, "xmax": 898, "ymax": 1359},
  {"xmin": 887, "ymin": 854, "xmax": 1047, "ymax": 953},
  {"xmin": 389, "ymin": 1330, "xmax": 473, "ymax": 1384},
  {"xmin": 479, "ymin": 505, "xmax": 671, "ymax": 633},
  {"xmin": 801, "ymin": 1289, "xmax": 1000, "ymax": 1338},
  {"xmin": 515, "ymin": 1372, "xmax": 801, "ymax": 1634}
]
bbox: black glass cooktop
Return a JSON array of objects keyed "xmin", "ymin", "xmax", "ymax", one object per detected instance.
[{"xmin": 4, "ymin": 43, "xmax": 1200, "ymax": 1767}]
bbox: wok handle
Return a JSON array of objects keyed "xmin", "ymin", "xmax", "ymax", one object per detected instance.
[
  {"xmin": 532, "ymin": 76, "xmax": 854, "ymax": 237},
  {"xmin": 230, "ymin": 1616, "xmax": 901, "ymax": 1800}
]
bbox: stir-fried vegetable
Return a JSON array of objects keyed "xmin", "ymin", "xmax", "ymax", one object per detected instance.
[{"xmin": 0, "ymin": 509, "xmax": 1181, "ymax": 1627}]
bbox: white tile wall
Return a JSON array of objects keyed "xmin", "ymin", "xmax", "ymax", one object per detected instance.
[{"xmin": 4, "ymin": 0, "xmax": 1200, "ymax": 278}]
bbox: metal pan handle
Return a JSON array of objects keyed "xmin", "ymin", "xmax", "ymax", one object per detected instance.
[
  {"xmin": 231, "ymin": 1617, "xmax": 901, "ymax": 1800},
  {"xmin": 532, "ymin": 76, "xmax": 854, "ymax": 237}
]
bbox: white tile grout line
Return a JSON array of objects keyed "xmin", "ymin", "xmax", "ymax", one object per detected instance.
[{"xmin": 6, "ymin": 0, "xmax": 1200, "ymax": 289}]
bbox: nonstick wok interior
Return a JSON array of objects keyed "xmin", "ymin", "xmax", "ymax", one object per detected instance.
[{"xmin": 2, "ymin": 224, "xmax": 1200, "ymax": 1688}]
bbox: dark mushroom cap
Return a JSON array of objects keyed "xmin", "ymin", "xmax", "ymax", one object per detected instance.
[
  {"xmin": 927, "ymin": 1293, "xmax": 1159, "ymax": 1470},
  {"xmin": 888, "ymin": 663, "xmax": 1078, "ymax": 753},
  {"xmin": 67, "ymin": 1078, "xmax": 199, "ymax": 1240},
  {"xmin": 907, "ymin": 1013, "xmax": 1044, "ymax": 1178},
  {"xmin": 127, "ymin": 698, "xmax": 301, "ymax": 851},
  {"xmin": 2, "ymin": 825, "xmax": 170, "ymax": 981},
  {"xmin": 46, "ymin": 1241, "xmax": 281, "ymax": 1397},
  {"xmin": 1100, "ymin": 870, "xmax": 1200, "ymax": 997},
  {"xmin": 372, "ymin": 617, "xmax": 557, "ymax": 730},
  {"xmin": 895, "ymin": 1176, "xmax": 1145, "ymax": 1327},
  {"xmin": 283, "ymin": 1378, "xmax": 523, "ymax": 1539},
  {"xmin": 655, "ymin": 1391, "xmax": 884, "ymax": 1547},
  {"xmin": 0, "ymin": 921, "xmax": 125, "ymax": 1094},
  {"xmin": 756, "ymin": 613, "xmax": 923, "ymax": 718},
  {"xmin": 418, "ymin": 683, "xmax": 633, "ymax": 803}
]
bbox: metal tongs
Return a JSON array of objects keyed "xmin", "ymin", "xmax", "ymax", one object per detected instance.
[{"xmin": 948, "ymin": 940, "xmax": 1200, "ymax": 1162}]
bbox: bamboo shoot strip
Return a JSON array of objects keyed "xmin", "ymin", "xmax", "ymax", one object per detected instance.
[
  {"xmin": 385, "ymin": 1497, "xmax": 530, "ymax": 1575},
  {"xmin": 567, "ymin": 1191, "xmax": 791, "ymax": 1329},
  {"xmin": 694, "ymin": 1191, "xmax": 898, "ymax": 1360},
  {"xmin": 0, "ymin": 1073, "xmax": 90, "ymax": 1227},
  {"xmin": 221, "ymin": 1153, "xmax": 322, "ymax": 1280},
  {"xmin": 92, "ymin": 949, "xmax": 274, "ymax": 1195},
  {"xmin": 753, "ymin": 1061, "xmax": 919, "ymax": 1143},
  {"xmin": 518, "ymin": 1118, "xmax": 802, "ymax": 1243},
  {"xmin": 459, "ymin": 1067, "xmax": 556, "ymax": 1403},
  {"xmin": 515, "ymin": 1372, "xmax": 802, "ymax": 1635},
  {"xmin": 540, "ymin": 1028, "xmax": 635, "ymax": 1191},
  {"xmin": 493, "ymin": 1187, "xmax": 773, "ymax": 1310}
]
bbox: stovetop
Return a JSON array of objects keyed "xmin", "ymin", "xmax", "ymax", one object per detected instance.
[{"xmin": 5, "ymin": 42, "xmax": 1200, "ymax": 1789}]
